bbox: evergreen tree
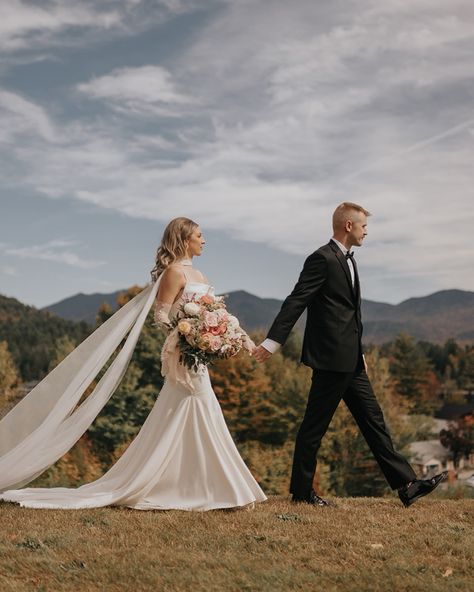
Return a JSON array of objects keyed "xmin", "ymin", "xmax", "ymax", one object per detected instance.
[
  {"xmin": 48, "ymin": 335, "xmax": 76, "ymax": 372},
  {"xmin": 440, "ymin": 415, "xmax": 474, "ymax": 467},
  {"xmin": 0, "ymin": 294, "xmax": 91, "ymax": 381},
  {"xmin": 389, "ymin": 333, "xmax": 440, "ymax": 414}
]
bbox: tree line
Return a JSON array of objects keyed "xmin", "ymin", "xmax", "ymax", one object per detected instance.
[{"xmin": 0, "ymin": 287, "xmax": 473, "ymax": 496}]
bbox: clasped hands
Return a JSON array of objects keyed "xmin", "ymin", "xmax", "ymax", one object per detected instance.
[{"xmin": 251, "ymin": 344, "xmax": 272, "ymax": 363}]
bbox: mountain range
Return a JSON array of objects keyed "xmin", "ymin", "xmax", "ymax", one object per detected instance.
[{"xmin": 40, "ymin": 288, "xmax": 474, "ymax": 344}]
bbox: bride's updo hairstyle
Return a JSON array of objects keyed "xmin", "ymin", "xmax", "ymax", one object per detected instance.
[{"xmin": 150, "ymin": 217, "xmax": 198, "ymax": 282}]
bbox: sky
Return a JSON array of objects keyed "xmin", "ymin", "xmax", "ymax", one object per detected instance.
[{"xmin": 1, "ymin": 0, "xmax": 473, "ymax": 309}]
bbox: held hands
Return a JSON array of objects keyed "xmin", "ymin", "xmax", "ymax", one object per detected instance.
[{"xmin": 252, "ymin": 344, "xmax": 272, "ymax": 363}]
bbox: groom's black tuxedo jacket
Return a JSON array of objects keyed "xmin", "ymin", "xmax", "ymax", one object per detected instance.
[{"xmin": 267, "ymin": 240, "xmax": 363, "ymax": 372}]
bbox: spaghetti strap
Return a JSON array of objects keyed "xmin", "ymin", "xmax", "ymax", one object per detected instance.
[{"xmin": 179, "ymin": 264, "xmax": 190, "ymax": 282}]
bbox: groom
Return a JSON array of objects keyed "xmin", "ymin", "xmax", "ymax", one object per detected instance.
[{"xmin": 253, "ymin": 202, "xmax": 447, "ymax": 507}]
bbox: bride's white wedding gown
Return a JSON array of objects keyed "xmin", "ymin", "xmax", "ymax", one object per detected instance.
[{"xmin": 0, "ymin": 279, "xmax": 267, "ymax": 511}]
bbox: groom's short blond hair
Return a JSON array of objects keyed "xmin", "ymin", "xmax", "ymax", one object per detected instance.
[{"xmin": 332, "ymin": 202, "xmax": 371, "ymax": 231}]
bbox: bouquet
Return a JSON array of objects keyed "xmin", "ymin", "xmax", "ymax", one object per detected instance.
[{"xmin": 169, "ymin": 291, "xmax": 251, "ymax": 372}]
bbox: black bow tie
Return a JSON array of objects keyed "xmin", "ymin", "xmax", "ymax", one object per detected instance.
[{"xmin": 345, "ymin": 251, "xmax": 355, "ymax": 260}]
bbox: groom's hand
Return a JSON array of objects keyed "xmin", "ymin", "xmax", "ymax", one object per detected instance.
[{"xmin": 253, "ymin": 344, "xmax": 272, "ymax": 363}]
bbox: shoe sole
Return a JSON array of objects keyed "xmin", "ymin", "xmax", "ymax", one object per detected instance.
[
  {"xmin": 291, "ymin": 499, "xmax": 333, "ymax": 507},
  {"xmin": 402, "ymin": 471, "xmax": 448, "ymax": 508}
]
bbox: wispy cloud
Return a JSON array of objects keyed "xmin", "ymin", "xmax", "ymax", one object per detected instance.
[
  {"xmin": 0, "ymin": 89, "xmax": 58, "ymax": 142},
  {"xmin": 3, "ymin": 240, "xmax": 106, "ymax": 269},
  {"xmin": 77, "ymin": 65, "xmax": 196, "ymax": 116},
  {"xmin": 0, "ymin": 0, "xmax": 205, "ymax": 54},
  {"xmin": 0, "ymin": 0, "xmax": 121, "ymax": 52}
]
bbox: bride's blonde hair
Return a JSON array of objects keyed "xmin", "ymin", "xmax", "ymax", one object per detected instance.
[{"xmin": 150, "ymin": 217, "xmax": 198, "ymax": 282}]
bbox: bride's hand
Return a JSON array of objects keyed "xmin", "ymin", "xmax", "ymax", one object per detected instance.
[{"xmin": 243, "ymin": 335, "xmax": 256, "ymax": 354}]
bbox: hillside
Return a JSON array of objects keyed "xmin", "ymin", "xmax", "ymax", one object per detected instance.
[
  {"xmin": 361, "ymin": 290, "xmax": 474, "ymax": 343},
  {"xmin": 0, "ymin": 294, "xmax": 91, "ymax": 381},
  {"xmin": 40, "ymin": 289, "xmax": 125, "ymax": 325},
  {"xmin": 0, "ymin": 496, "xmax": 472, "ymax": 591},
  {"xmin": 40, "ymin": 288, "xmax": 474, "ymax": 344}
]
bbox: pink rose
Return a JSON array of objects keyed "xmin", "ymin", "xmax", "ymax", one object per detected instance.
[
  {"xmin": 209, "ymin": 322, "xmax": 227, "ymax": 336},
  {"xmin": 203, "ymin": 311, "xmax": 219, "ymax": 328},
  {"xmin": 208, "ymin": 335, "xmax": 222, "ymax": 352}
]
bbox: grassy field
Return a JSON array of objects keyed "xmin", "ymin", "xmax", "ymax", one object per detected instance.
[{"xmin": 0, "ymin": 496, "xmax": 472, "ymax": 592}]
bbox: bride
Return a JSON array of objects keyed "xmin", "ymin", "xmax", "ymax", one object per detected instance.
[{"xmin": 0, "ymin": 217, "xmax": 267, "ymax": 511}]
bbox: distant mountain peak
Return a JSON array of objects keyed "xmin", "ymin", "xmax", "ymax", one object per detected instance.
[{"xmin": 29, "ymin": 287, "xmax": 473, "ymax": 344}]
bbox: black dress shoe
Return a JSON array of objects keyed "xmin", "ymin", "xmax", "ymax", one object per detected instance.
[
  {"xmin": 398, "ymin": 471, "xmax": 448, "ymax": 507},
  {"xmin": 292, "ymin": 489, "xmax": 331, "ymax": 506}
]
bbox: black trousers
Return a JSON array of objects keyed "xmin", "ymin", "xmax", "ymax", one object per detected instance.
[{"xmin": 289, "ymin": 367, "xmax": 417, "ymax": 499}]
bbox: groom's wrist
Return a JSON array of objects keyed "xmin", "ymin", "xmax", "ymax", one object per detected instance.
[{"xmin": 261, "ymin": 338, "xmax": 281, "ymax": 354}]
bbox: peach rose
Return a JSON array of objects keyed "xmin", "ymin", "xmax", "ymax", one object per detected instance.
[
  {"xmin": 200, "ymin": 294, "xmax": 214, "ymax": 305},
  {"xmin": 198, "ymin": 333, "xmax": 213, "ymax": 351},
  {"xmin": 177, "ymin": 320, "xmax": 192, "ymax": 335}
]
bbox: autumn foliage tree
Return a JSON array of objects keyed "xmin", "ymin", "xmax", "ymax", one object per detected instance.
[
  {"xmin": 0, "ymin": 340, "xmax": 20, "ymax": 403},
  {"xmin": 210, "ymin": 351, "xmax": 287, "ymax": 445}
]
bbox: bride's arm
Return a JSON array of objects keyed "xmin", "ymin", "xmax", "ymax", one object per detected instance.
[
  {"xmin": 153, "ymin": 266, "xmax": 186, "ymax": 330},
  {"xmin": 241, "ymin": 330, "xmax": 256, "ymax": 355}
]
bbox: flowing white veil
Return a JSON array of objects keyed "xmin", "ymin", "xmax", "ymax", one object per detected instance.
[{"xmin": 0, "ymin": 276, "xmax": 161, "ymax": 493}]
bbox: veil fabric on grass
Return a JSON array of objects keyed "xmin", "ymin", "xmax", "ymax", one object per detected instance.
[{"xmin": 0, "ymin": 277, "xmax": 161, "ymax": 493}]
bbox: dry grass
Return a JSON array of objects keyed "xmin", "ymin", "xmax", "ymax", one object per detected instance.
[{"xmin": 0, "ymin": 496, "xmax": 472, "ymax": 592}]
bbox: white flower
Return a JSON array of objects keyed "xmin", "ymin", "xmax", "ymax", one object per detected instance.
[
  {"xmin": 183, "ymin": 302, "xmax": 201, "ymax": 316},
  {"xmin": 227, "ymin": 315, "xmax": 240, "ymax": 329},
  {"xmin": 216, "ymin": 309, "xmax": 229, "ymax": 322}
]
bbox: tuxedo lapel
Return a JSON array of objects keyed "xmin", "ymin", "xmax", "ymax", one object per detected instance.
[
  {"xmin": 351, "ymin": 255, "xmax": 361, "ymax": 306},
  {"xmin": 329, "ymin": 240, "xmax": 356, "ymax": 301}
]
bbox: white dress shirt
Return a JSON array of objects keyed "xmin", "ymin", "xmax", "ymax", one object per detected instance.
[
  {"xmin": 330, "ymin": 237, "xmax": 355, "ymax": 287},
  {"xmin": 260, "ymin": 238, "xmax": 355, "ymax": 354}
]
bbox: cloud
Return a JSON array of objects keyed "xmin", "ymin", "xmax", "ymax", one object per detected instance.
[
  {"xmin": 77, "ymin": 65, "xmax": 196, "ymax": 115},
  {"xmin": 0, "ymin": 89, "xmax": 58, "ymax": 142},
  {"xmin": 3, "ymin": 240, "xmax": 106, "ymax": 269},
  {"xmin": 0, "ymin": 265, "xmax": 19, "ymax": 277},
  {"xmin": 1, "ymin": 0, "xmax": 473, "ymax": 300},
  {"xmin": 0, "ymin": 0, "xmax": 121, "ymax": 52},
  {"xmin": 0, "ymin": 0, "xmax": 206, "ymax": 54}
]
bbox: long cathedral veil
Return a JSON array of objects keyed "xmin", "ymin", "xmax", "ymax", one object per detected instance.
[{"xmin": 0, "ymin": 275, "xmax": 161, "ymax": 493}]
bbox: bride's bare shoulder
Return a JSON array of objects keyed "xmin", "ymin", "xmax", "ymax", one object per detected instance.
[{"xmin": 157, "ymin": 265, "xmax": 186, "ymax": 294}]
